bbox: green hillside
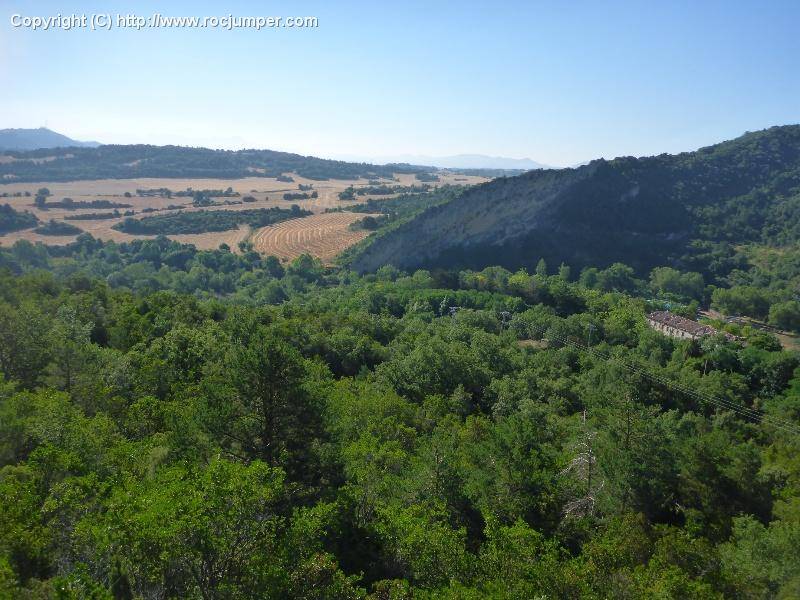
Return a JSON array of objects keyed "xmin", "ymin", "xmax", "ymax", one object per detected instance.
[{"xmin": 348, "ymin": 125, "xmax": 800, "ymax": 274}]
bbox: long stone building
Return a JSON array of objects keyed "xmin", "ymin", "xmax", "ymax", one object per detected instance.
[{"xmin": 646, "ymin": 310, "xmax": 739, "ymax": 341}]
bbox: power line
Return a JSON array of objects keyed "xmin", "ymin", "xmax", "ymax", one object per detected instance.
[
  {"xmin": 556, "ymin": 329, "xmax": 800, "ymax": 435},
  {"xmin": 522, "ymin": 323, "xmax": 800, "ymax": 436}
]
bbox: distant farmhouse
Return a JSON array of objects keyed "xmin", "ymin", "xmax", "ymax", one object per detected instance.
[{"xmin": 646, "ymin": 311, "xmax": 740, "ymax": 342}]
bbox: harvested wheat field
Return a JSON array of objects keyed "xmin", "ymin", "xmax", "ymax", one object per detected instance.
[
  {"xmin": 169, "ymin": 225, "xmax": 253, "ymax": 251},
  {"xmin": 0, "ymin": 172, "xmax": 490, "ymax": 255},
  {"xmin": 0, "ymin": 221, "xmax": 253, "ymax": 251},
  {"xmin": 252, "ymin": 212, "xmax": 375, "ymax": 263}
]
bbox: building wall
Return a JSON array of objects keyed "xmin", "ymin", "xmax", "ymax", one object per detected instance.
[{"xmin": 647, "ymin": 318, "xmax": 697, "ymax": 340}]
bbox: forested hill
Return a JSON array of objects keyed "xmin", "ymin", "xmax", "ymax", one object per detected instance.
[
  {"xmin": 348, "ymin": 125, "xmax": 800, "ymax": 273},
  {"xmin": 0, "ymin": 144, "xmax": 429, "ymax": 182}
]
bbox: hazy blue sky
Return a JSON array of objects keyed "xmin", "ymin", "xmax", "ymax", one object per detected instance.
[{"xmin": 1, "ymin": 0, "xmax": 798, "ymax": 166}]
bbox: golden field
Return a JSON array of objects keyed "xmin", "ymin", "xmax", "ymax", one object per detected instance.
[{"xmin": 0, "ymin": 172, "xmax": 488, "ymax": 258}]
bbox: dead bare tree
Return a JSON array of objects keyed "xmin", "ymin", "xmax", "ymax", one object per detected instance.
[{"xmin": 560, "ymin": 410, "xmax": 604, "ymax": 519}]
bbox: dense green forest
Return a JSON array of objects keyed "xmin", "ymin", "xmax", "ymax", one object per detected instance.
[
  {"xmin": 113, "ymin": 206, "xmax": 311, "ymax": 235},
  {"xmin": 1, "ymin": 234, "xmax": 799, "ymax": 598},
  {"xmin": 0, "ymin": 145, "xmax": 430, "ymax": 182}
]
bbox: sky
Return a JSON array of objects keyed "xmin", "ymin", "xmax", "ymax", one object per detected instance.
[{"xmin": 1, "ymin": 0, "xmax": 798, "ymax": 167}]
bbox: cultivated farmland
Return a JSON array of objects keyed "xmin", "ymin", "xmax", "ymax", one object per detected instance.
[
  {"xmin": 251, "ymin": 212, "xmax": 376, "ymax": 263},
  {"xmin": 0, "ymin": 172, "xmax": 489, "ymax": 259}
]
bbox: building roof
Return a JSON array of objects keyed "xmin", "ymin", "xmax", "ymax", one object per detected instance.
[{"xmin": 647, "ymin": 310, "xmax": 738, "ymax": 340}]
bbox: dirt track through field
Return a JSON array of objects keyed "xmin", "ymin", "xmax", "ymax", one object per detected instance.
[{"xmin": 251, "ymin": 212, "xmax": 375, "ymax": 263}]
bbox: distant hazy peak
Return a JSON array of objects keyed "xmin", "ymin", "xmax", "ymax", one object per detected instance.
[
  {"xmin": 336, "ymin": 153, "xmax": 552, "ymax": 170},
  {"xmin": 0, "ymin": 127, "xmax": 100, "ymax": 151}
]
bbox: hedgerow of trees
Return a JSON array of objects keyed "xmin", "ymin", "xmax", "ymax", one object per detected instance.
[
  {"xmin": 113, "ymin": 206, "xmax": 311, "ymax": 235},
  {"xmin": 0, "ymin": 204, "xmax": 38, "ymax": 234},
  {"xmin": 33, "ymin": 220, "xmax": 82, "ymax": 236}
]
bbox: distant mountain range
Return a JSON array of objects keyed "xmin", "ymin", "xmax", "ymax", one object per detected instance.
[
  {"xmin": 0, "ymin": 128, "xmax": 100, "ymax": 151},
  {"xmin": 338, "ymin": 153, "xmax": 551, "ymax": 171},
  {"xmin": 347, "ymin": 125, "xmax": 800, "ymax": 274},
  {"xmin": 0, "ymin": 128, "xmax": 548, "ymax": 172}
]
